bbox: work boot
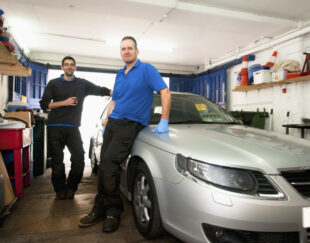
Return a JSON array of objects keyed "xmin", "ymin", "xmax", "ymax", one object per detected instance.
[
  {"xmin": 102, "ymin": 216, "xmax": 120, "ymax": 233},
  {"xmin": 66, "ymin": 188, "xmax": 75, "ymax": 199},
  {"xmin": 79, "ymin": 209, "xmax": 104, "ymax": 228},
  {"xmin": 56, "ymin": 190, "xmax": 66, "ymax": 200}
]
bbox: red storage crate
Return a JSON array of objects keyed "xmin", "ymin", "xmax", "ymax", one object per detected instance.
[{"xmin": 287, "ymin": 72, "xmax": 301, "ymax": 79}]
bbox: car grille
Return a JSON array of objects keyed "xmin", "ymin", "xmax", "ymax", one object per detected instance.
[
  {"xmin": 202, "ymin": 223, "xmax": 300, "ymax": 243},
  {"xmin": 281, "ymin": 170, "xmax": 310, "ymax": 197},
  {"xmin": 251, "ymin": 171, "xmax": 279, "ymax": 195},
  {"xmin": 239, "ymin": 231, "xmax": 299, "ymax": 243}
]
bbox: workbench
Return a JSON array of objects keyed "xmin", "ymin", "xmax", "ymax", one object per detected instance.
[
  {"xmin": 282, "ymin": 124, "xmax": 310, "ymax": 139},
  {"xmin": 0, "ymin": 128, "xmax": 31, "ymax": 198}
]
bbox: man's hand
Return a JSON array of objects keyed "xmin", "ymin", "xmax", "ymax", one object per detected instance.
[
  {"xmin": 64, "ymin": 97, "xmax": 78, "ymax": 106},
  {"xmin": 103, "ymin": 117, "xmax": 108, "ymax": 127},
  {"xmin": 152, "ymin": 119, "xmax": 169, "ymax": 133},
  {"xmin": 48, "ymin": 97, "xmax": 78, "ymax": 109}
]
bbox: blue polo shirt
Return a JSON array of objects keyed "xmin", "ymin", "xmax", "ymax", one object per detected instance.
[{"xmin": 109, "ymin": 60, "xmax": 167, "ymax": 126}]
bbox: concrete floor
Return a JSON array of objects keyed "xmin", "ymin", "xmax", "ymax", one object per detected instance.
[{"xmin": 0, "ymin": 160, "xmax": 182, "ymax": 243}]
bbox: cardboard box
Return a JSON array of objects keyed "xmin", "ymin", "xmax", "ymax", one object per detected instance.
[
  {"xmin": 272, "ymin": 69, "xmax": 287, "ymax": 82},
  {"xmin": 253, "ymin": 70, "xmax": 272, "ymax": 84},
  {"xmin": 5, "ymin": 111, "xmax": 32, "ymax": 127},
  {"xmin": 0, "ymin": 152, "xmax": 15, "ymax": 206}
]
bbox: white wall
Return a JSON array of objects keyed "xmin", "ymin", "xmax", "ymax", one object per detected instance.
[
  {"xmin": 0, "ymin": 74, "xmax": 9, "ymax": 116},
  {"xmin": 225, "ymin": 34, "xmax": 310, "ymax": 139}
]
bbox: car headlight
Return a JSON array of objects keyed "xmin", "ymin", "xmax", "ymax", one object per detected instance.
[{"xmin": 176, "ymin": 154, "xmax": 257, "ymax": 193}]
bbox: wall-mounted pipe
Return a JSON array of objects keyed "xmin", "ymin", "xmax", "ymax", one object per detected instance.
[{"xmin": 206, "ymin": 25, "xmax": 310, "ymax": 70}]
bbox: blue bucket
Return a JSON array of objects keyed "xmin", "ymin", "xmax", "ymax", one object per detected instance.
[{"xmin": 248, "ymin": 64, "xmax": 261, "ymax": 83}]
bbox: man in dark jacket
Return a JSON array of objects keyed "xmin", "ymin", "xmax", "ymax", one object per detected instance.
[{"xmin": 40, "ymin": 56, "xmax": 112, "ymax": 200}]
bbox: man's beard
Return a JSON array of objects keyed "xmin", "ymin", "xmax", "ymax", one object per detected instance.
[
  {"xmin": 124, "ymin": 57, "xmax": 137, "ymax": 65},
  {"xmin": 65, "ymin": 71, "xmax": 74, "ymax": 77},
  {"xmin": 125, "ymin": 60, "xmax": 134, "ymax": 65}
]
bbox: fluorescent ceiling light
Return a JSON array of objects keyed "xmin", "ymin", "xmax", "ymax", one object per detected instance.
[
  {"xmin": 140, "ymin": 44, "xmax": 174, "ymax": 53},
  {"xmin": 128, "ymin": 0, "xmax": 177, "ymax": 8},
  {"xmin": 6, "ymin": 18, "xmax": 38, "ymax": 55},
  {"xmin": 106, "ymin": 39, "xmax": 174, "ymax": 53}
]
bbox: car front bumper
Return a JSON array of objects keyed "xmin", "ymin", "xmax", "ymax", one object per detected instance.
[{"xmin": 155, "ymin": 174, "xmax": 310, "ymax": 243}]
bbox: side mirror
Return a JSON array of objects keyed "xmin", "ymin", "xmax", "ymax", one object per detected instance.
[{"xmin": 237, "ymin": 119, "xmax": 243, "ymax": 125}]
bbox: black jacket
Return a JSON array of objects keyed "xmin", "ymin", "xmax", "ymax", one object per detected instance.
[{"xmin": 40, "ymin": 77, "xmax": 111, "ymax": 126}]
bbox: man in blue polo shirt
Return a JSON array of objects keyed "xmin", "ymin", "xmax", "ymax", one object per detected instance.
[{"xmin": 79, "ymin": 36, "xmax": 171, "ymax": 233}]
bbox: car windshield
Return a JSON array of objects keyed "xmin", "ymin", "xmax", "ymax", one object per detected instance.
[{"xmin": 149, "ymin": 93, "xmax": 239, "ymax": 125}]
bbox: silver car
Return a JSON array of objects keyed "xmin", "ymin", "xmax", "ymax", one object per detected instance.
[{"xmin": 89, "ymin": 92, "xmax": 310, "ymax": 243}]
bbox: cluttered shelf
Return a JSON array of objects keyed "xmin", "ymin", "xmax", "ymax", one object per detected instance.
[
  {"xmin": 0, "ymin": 42, "xmax": 31, "ymax": 77},
  {"xmin": 233, "ymin": 74, "xmax": 310, "ymax": 92}
]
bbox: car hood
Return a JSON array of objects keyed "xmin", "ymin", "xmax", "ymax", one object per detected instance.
[{"xmin": 136, "ymin": 124, "xmax": 310, "ymax": 174}]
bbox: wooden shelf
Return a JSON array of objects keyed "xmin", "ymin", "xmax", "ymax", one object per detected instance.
[
  {"xmin": 233, "ymin": 75, "xmax": 310, "ymax": 92},
  {"xmin": 0, "ymin": 42, "xmax": 31, "ymax": 77}
]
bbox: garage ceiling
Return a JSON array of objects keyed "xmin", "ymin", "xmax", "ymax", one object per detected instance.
[{"xmin": 1, "ymin": 0, "xmax": 310, "ymax": 69}]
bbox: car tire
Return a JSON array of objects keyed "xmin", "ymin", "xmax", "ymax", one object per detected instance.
[
  {"xmin": 88, "ymin": 138, "xmax": 94, "ymax": 159},
  {"xmin": 90, "ymin": 144, "xmax": 98, "ymax": 174},
  {"xmin": 132, "ymin": 162, "xmax": 165, "ymax": 238}
]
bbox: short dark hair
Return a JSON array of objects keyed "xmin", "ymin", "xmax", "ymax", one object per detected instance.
[
  {"xmin": 62, "ymin": 56, "xmax": 76, "ymax": 66},
  {"xmin": 121, "ymin": 36, "xmax": 138, "ymax": 49}
]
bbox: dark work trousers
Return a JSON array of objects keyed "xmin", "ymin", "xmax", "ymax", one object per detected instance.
[
  {"xmin": 93, "ymin": 118, "xmax": 143, "ymax": 218},
  {"xmin": 47, "ymin": 126, "xmax": 85, "ymax": 193}
]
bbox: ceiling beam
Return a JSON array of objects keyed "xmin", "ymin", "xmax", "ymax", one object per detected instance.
[{"xmin": 128, "ymin": 0, "xmax": 298, "ymax": 26}]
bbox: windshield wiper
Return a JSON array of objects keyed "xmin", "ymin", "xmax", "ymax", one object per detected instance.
[
  {"xmin": 170, "ymin": 121, "xmax": 241, "ymax": 124},
  {"xmin": 170, "ymin": 120, "xmax": 226, "ymax": 124},
  {"xmin": 169, "ymin": 120, "xmax": 205, "ymax": 124},
  {"xmin": 221, "ymin": 121, "xmax": 242, "ymax": 125}
]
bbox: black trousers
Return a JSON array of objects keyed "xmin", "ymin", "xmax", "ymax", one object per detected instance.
[
  {"xmin": 94, "ymin": 118, "xmax": 143, "ymax": 218},
  {"xmin": 47, "ymin": 126, "xmax": 85, "ymax": 193}
]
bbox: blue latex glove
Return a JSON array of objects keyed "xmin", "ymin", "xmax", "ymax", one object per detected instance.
[{"xmin": 152, "ymin": 119, "xmax": 169, "ymax": 133}]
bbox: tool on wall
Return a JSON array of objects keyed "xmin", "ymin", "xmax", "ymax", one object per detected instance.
[
  {"xmin": 301, "ymin": 52, "xmax": 310, "ymax": 76},
  {"xmin": 267, "ymin": 108, "xmax": 274, "ymax": 131}
]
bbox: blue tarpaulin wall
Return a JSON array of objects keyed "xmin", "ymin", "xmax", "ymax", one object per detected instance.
[
  {"xmin": 169, "ymin": 69, "xmax": 226, "ymax": 107},
  {"xmin": 9, "ymin": 63, "xmax": 48, "ymax": 110}
]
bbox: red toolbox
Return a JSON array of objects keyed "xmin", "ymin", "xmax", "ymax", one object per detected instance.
[{"xmin": 0, "ymin": 128, "xmax": 31, "ymax": 198}]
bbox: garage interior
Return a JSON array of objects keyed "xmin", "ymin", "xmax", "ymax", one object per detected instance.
[{"xmin": 1, "ymin": 0, "xmax": 310, "ymax": 242}]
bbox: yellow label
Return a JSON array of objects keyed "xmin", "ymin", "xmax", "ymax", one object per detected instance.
[
  {"xmin": 195, "ymin": 104, "xmax": 207, "ymax": 111},
  {"xmin": 21, "ymin": 95, "xmax": 27, "ymax": 103}
]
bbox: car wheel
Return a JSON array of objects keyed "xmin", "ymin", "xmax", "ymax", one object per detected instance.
[
  {"xmin": 132, "ymin": 162, "xmax": 165, "ymax": 238},
  {"xmin": 90, "ymin": 144, "xmax": 98, "ymax": 174},
  {"xmin": 88, "ymin": 138, "xmax": 94, "ymax": 159}
]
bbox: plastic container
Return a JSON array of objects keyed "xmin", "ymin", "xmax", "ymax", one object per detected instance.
[
  {"xmin": 7, "ymin": 101, "xmax": 27, "ymax": 112},
  {"xmin": 287, "ymin": 72, "xmax": 301, "ymax": 79},
  {"xmin": 253, "ymin": 70, "xmax": 272, "ymax": 84},
  {"xmin": 272, "ymin": 68, "xmax": 287, "ymax": 82},
  {"xmin": 0, "ymin": 121, "xmax": 26, "ymax": 128},
  {"xmin": 248, "ymin": 64, "xmax": 261, "ymax": 84}
]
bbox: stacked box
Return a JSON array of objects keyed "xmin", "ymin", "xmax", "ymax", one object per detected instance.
[
  {"xmin": 253, "ymin": 70, "xmax": 272, "ymax": 84},
  {"xmin": 272, "ymin": 69, "xmax": 287, "ymax": 82}
]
